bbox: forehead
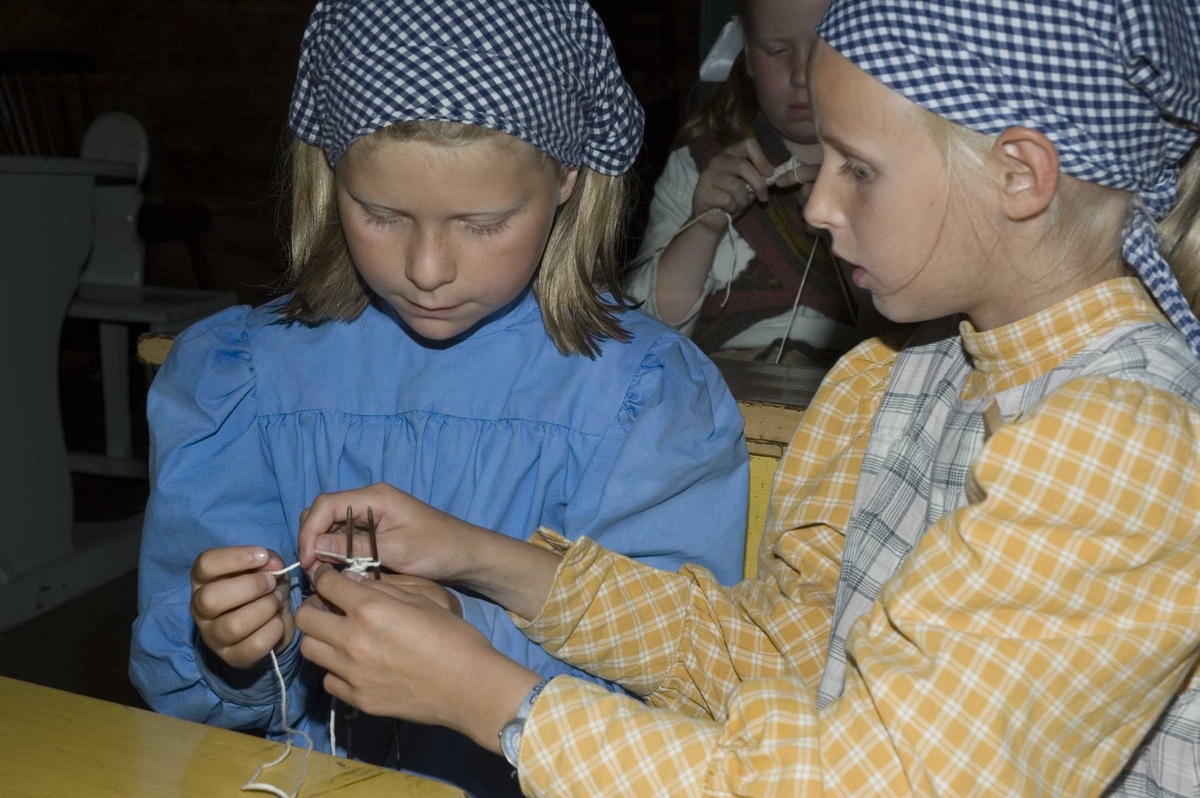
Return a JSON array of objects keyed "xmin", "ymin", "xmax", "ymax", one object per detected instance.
[
  {"xmin": 812, "ymin": 43, "xmax": 925, "ymax": 143},
  {"xmin": 746, "ymin": 0, "xmax": 829, "ymax": 39}
]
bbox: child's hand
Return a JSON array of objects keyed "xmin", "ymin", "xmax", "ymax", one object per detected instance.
[
  {"xmin": 296, "ymin": 564, "xmax": 540, "ymax": 751},
  {"xmin": 377, "ymin": 573, "xmax": 463, "ymax": 617},
  {"xmin": 297, "ymin": 483, "xmax": 480, "ymax": 583},
  {"xmin": 190, "ymin": 546, "xmax": 295, "ymax": 670},
  {"xmin": 692, "ymin": 137, "xmax": 775, "ymax": 231}
]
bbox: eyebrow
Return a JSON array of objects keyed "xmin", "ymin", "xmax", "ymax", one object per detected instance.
[
  {"xmin": 347, "ymin": 189, "xmax": 527, "ymax": 219},
  {"xmin": 815, "ymin": 127, "xmax": 872, "ymax": 162}
]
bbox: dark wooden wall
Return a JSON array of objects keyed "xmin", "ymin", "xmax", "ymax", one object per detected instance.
[{"xmin": 3, "ymin": 0, "xmax": 700, "ymax": 305}]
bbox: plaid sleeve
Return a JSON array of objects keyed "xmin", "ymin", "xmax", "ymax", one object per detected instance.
[
  {"xmin": 515, "ymin": 376, "xmax": 1200, "ymax": 796},
  {"xmin": 513, "ymin": 335, "xmax": 901, "ymax": 718}
]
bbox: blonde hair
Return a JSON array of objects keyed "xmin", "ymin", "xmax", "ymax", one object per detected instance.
[
  {"xmin": 1159, "ymin": 145, "xmax": 1200, "ymax": 310},
  {"xmin": 924, "ymin": 113, "xmax": 1200, "ymax": 315},
  {"xmin": 281, "ymin": 121, "xmax": 633, "ymax": 357}
]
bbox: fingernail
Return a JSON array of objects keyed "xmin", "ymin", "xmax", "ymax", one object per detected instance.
[
  {"xmin": 254, "ymin": 549, "xmax": 268, "ymax": 563},
  {"xmin": 346, "ymin": 572, "xmax": 364, "ymax": 583},
  {"xmin": 265, "ymin": 573, "xmax": 277, "ymax": 591}
]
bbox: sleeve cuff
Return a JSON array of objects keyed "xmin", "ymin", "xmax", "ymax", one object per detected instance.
[
  {"xmin": 195, "ymin": 624, "xmax": 303, "ymax": 708},
  {"xmin": 509, "ymin": 529, "xmax": 599, "ymax": 643}
]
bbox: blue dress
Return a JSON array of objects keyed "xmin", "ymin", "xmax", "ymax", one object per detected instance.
[{"xmin": 129, "ymin": 289, "xmax": 748, "ymax": 794}]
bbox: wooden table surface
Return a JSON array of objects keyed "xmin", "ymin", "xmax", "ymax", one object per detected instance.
[{"xmin": 0, "ymin": 676, "xmax": 465, "ymax": 797}]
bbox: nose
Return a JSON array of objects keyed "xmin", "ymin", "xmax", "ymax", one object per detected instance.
[
  {"xmin": 405, "ymin": 226, "xmax": 456, "ymax": 292},
  {"xmin": 803, "ymin": 161, "xmax": 842, "ymax": 233},
  {"xmin": 790, "ymin": 45, "xmax": 808, "ymax": 89}
]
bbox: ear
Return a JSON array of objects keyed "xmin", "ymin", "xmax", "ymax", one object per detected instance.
[
  {"xmin": 744, "ymin": 43, "xmax": 756, "ymax": 78},
  {"xmin": 991, "ymin": 127, "xmax": 1059, "ymax": 222},
  {"xmin": 558, "ymin": 168, "xmax": 581, "ymax": 206}
]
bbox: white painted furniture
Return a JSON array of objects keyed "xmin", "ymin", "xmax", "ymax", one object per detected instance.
[
  {"xmin": 65, "ymin": 112, "xmax": 236, "ymax": 479},
  {"xmin": 0, "ymin": 155, "xmax": 146, "ymax": 631}
]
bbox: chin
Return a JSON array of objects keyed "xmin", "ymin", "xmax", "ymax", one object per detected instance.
[{"xmin": 400, "ymin": 314, "xmax": 476, "ymax": 341}]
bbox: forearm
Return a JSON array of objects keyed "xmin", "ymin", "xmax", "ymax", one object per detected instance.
[
  {"xmin": 451, "ymin": 522, "xmax": 563, "ymax": 621},
  {"xmin": 653, "ymin": 222, "xmax": 724, "ymax": 323}
]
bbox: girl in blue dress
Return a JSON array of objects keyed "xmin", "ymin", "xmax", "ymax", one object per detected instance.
[{"xmin": 129, "ymin": 1, "xmax": 749, "ymax": 794}]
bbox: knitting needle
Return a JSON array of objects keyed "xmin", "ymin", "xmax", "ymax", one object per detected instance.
[
  {"xmin": 345, "ymin": 505, "xmax": 354, "ymax": 562},
  {"xmin": 367, "ymin": 506, "xmax": 380, "ymax": 580}
]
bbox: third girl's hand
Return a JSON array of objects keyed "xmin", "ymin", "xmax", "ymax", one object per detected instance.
[
  {"xmin": 297, "ymin": 483, "xmax": 480, "ymax": 583},
  {"xmin": 691, "ymin": 137, "xmax": 777, "ymax": 231}
]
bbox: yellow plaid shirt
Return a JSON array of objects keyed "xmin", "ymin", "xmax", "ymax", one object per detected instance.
[{"xmin": 511, "ymin": 278, "xmax": 1200, "ymax": 797}]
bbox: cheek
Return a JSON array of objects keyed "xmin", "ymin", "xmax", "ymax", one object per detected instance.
[
  {"xmin": 339, "ymin": 217, "xmax": 394, "ymax": 284},
  {"xmin": 464, "ymin": 216, "xmax": 553, "ymax": 293}
]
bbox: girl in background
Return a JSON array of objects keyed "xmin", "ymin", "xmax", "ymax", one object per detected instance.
[{"xmin": 625, "ymin": 0, "xmax": 864, "ymax": 364}]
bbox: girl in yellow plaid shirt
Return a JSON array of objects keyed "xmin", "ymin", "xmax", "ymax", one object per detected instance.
[{"xmin": 292, "ymin": 0, "xmax": 1200, "ymax": 794}]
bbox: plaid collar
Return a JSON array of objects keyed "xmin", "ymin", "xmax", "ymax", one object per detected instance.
[{"xmin": 960, "ymin": 277, "xmax": 1166, "ymax": 400}]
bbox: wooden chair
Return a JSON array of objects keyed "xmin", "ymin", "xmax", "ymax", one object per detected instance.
[
  {"xmin": 137, "ymin": 335, "xmax": 818, "ymax": 580},
  {"xmin": 65, "ymin": 112, "xmax": 236, "ymax": 479}
]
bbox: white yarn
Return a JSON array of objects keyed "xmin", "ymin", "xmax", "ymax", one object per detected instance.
[
  {"xmin": 241, "ymin": 650, "xmax": 314, "ymax": 798},
  {"xmin": 627, "ymin": 155, "xmax": 807, "ymax": 310},
  {"xmin": 260, "ymin": 550, "xmax": 380, "ymax": 764},
  {"xmin": 774, "ymin": 236, "xmax": 820, "ymax": 365}
]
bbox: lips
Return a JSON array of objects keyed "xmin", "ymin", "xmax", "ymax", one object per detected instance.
[{"xmin": 403, "ymin": 296, "xmax": 462, "ymax": 317}]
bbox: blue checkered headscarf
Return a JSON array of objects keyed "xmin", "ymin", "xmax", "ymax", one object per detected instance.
[
  {"xmin": 288, "ymin": 0, "xmax": 644, "ymax": 175},
  {"xmin": 818, "ymin": 0, "xmax": 1200, "ymax": 356}
]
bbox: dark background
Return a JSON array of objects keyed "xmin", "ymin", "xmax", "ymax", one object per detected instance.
[{"xmin": 3, "ymin": 0, "xmax": 738, "ymax": 308}]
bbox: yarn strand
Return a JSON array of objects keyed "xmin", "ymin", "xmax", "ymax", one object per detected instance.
[
  {"xmin": 241, "ymin": 650, "xmax": 314, "ymax": 798},
  {"xmin": 260, "ymin": 550, "xmax": 380, "ymax": 763}
]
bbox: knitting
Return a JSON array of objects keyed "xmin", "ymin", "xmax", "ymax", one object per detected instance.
[{"xmin": 243, "ymin": 547, "xmax": 381, "ymax": 796}]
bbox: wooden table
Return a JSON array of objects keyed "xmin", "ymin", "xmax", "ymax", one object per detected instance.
[{"xmin": 0, "ymin": 676, "xmax": 465, "ymax": 797}]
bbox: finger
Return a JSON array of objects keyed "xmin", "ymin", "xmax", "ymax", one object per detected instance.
[
  {"xmin": 708, "ymin": 188, "xmax": 744, "ymax": 217},
  {"xmin": 711, "ymin": 170, "xmax": 759, "ymax": 208},
  {"xmin": 191, "ymin": 571, "xmax": 277, "ymax": 621},
  {"xmin": 771, "ymin": 161, "xmax": 821, "ymax": 190},
  {"xmin": 301, "ymin": 592, "xmax": 333, "ymax": 614},
  {"xmin": 221, "ymin": 615, "xmax": 285, "ymax": 668},
  {"xmin": 299, "ymin": 630, "xmax": 349, "ymax": 675},
  {"xmin": 298, "ymin": 490, "xmax": 378, "ymax": 568},
  {"xmin": 309, "ymin": 562, "xmax": 378, "ymax": 611},
  {"xmin": 358, "ymin": 578, "xmax": 414, "ymax": 601},
  {"xmin": 192, "ymin": 547, "xmax": 270, "ymax": 587},
  {"xmin": 738, "ymin": 137, "xmax": 773, "ymax": 176},
  {"xmin": 295, "ymin": 586, "xmax": 352, "ymax": 643},
  {"xmin": 206, "ymin": 592, "xmax": 283, "ymax": 648},
  {"xmin": 379, "ymin": 573, "xmax": 440, "ymax": 589},
  {"xmin": 322, "ymin": 671, "xmax": 355, "ymax": 708},
  {"xmin": 732, "ymin": 160, "xmax": 770, "ymax": 202}
]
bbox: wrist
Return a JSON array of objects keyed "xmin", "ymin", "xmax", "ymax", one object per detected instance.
[{"xmin": 453, "ymin": 655, "xmax": 543, "ymax": 754}]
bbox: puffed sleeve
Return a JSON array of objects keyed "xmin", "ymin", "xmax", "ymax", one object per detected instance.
[
  {"xmin": 561, "ymin": 333, "xmax": 748, "ymax": 580},
  {"xmin": 129, "ymin": 307, "xmax": 308, "ymax": 734},
  {"xmin": 624, "ymin": 148, "xmax": 755, "ymax": 338},
  {"xmin": 456, "ymin": 333, "xmax": 749, "ymax": 685}
]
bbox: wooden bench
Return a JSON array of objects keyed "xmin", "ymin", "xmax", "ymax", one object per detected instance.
[{"xmin": 138, "ymin": 336, "xmax": 819, "ymax": 580}]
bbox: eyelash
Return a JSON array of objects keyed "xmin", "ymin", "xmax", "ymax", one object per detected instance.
[
  {"xmin": 839, "ymin": 159, "xmax": 873, "ymax": 183},
  {"xmin": 364, "ymin": 211, "xmax": 398, "ymax": 228},
  {"xmin": 465, "ymin": 218, "xmax": 511, "ymax": 237},
  {"xmin": 362, "ymin": 213, "xmax": 512, "ymax": 237}
]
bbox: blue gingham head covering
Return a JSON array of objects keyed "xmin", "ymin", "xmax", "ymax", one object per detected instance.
[
  {"xmin": 818, "ymin": 0, "xmax": 1200, "ymax": 355},
  {"xmin": 288, "ymin": 0, "xmax": 644, "ymax": 175}
]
